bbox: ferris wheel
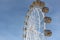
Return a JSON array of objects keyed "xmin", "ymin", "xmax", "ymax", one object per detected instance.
[{"xmin": 23, "ymin": 0, "xmax": 52, "ymax": 40}]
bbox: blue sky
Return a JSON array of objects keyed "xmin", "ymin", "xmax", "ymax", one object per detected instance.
[{"xmin": 0, "ymin": 0, "xmax": 60, "ymax": 40}]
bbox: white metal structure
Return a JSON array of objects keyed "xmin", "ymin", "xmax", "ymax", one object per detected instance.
[{"xmin": 23, "ymin": 6, "xmax": 47, "ymax": 40}]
